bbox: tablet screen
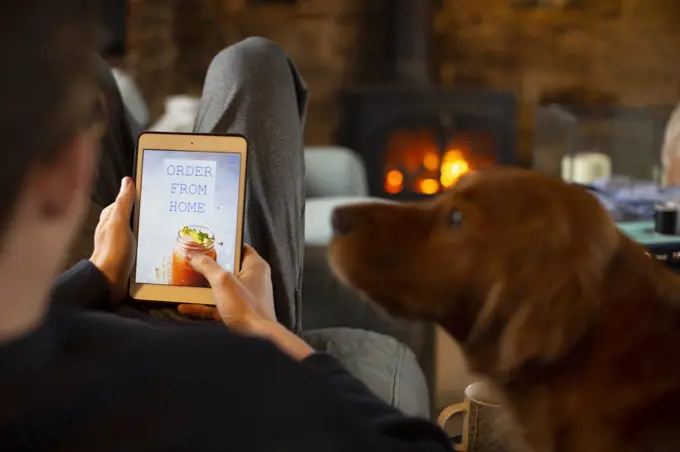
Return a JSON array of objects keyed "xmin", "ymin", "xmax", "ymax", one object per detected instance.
[{"xmin": 134, "ymin": 149, "xmax": 243, "ymax": 287}]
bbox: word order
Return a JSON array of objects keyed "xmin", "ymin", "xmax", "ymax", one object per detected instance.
[{"xmin": 166, "ymin": 164, "xmax": 213, "ymax": 178}]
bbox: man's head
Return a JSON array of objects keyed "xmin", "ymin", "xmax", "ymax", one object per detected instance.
[{"xmin": 0, "ymin": 1, "xmax": 104, "ymax": 335}]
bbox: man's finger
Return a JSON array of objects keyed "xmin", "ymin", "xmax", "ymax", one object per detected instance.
[
  {"xmin": 242, "ymin": 244, "xmax": 257, "ymax": 258},
  {"xmin": 241, "ymin": 244, "xmax": 266, "ymax": 268},
  {"xmin": 113, "ymin": 177, "xmax": 136, "ymax": 218}
]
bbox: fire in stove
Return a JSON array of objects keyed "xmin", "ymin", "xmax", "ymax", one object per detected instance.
[
  {"xmin": 383, "ymin": 129, "xmax": 495, "ymax": 196},
  {"xmin": 336, "ymin": 0, "xmax": 517, "ymax": 200}
]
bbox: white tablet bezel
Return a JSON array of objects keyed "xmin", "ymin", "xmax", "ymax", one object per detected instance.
[{"xmin": 129, "ymin": 132, "xmax": 248, "ymax": 305}]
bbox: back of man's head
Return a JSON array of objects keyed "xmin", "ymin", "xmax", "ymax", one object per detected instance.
[{"xmin": 0, "ymin": 1, "xmax": 103, "ymax": 234}]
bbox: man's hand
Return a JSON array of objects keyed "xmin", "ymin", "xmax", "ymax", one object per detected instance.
[
  {"xmin": 89, "ymin": 177, "xmax": 136, "ymax": 305},
  {"xmin": 179, "ymin": 246, "xmax": 313, "ymax": 361},
  {"xmin": 178, "ymin": 245, "xmax": 276, "ymax": 327}
]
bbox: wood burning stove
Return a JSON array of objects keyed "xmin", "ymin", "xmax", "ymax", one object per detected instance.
[{"xmin": 337, "ymin": 0, "xmax": 517, "ymax": 200}]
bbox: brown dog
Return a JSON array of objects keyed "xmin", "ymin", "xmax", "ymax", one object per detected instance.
[{"xmin": 328, "ymin": 168, "xmax": 680, "ymax": 452}]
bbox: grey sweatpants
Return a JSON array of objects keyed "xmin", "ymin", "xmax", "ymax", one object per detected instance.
[{"xmin": 76, "ymin": 38, "xmax": 305, "ymax": 334}]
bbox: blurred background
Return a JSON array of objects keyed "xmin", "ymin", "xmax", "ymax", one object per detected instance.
[
  {"xmin": 100, "ymin": 0, "xmax": 680, "ymax": 411},
  {"xmin": 104, "ymin": 0, "xmax": 680, "ymax": 188}
]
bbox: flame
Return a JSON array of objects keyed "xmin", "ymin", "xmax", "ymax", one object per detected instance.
[
  {"xmin": 385, "ymin": 169, "xmax": 404, "ymax": 194},
  {"xmin": 417, "ymin": 178, "xmax": 440, "ymax": 195},
  {"xmin": 440, "ymin": 149, "xmax": 470, "ymax": 188},
  {"xmin": 383, "ymin": 133, "xmax": 475, "ymax": 195},
  {"xmin": 423, "ymin": 152, "xmax": 440, "ymax": 171}
]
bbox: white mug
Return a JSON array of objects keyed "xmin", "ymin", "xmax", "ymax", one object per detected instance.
[{"xmin": 438, "ymin": 382, "xmax": 516, "ymax": 452}]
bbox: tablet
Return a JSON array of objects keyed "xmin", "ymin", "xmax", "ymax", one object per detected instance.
[{"xmin": 129, "ymin": 132, "xmax": 248, "ymax": 305}]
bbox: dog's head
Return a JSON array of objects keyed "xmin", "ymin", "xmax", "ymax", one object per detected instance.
[{"xmin": 328, "ymin": 168, "xmax": 621, "ymax": 375}]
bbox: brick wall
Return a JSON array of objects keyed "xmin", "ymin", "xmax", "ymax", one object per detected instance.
[
  {"xmin": 125, "ymin": 0, "xmax": 390, "ymax": 145},
  {"xmin": 434, "ymin": 0, "xmax": 680, "ymax": 161},
  {"xmin": 125, "ymin": 0, "xmax": 680, "ymax": 162}
]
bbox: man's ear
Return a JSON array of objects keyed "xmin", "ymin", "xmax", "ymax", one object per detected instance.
[
  {"xmin": 30, "ymin": 131, "xmax": 99, "ymax": 220},
  {"xmin": 495, "ymin": 268, "xmax": 600, "ymax": 374}
]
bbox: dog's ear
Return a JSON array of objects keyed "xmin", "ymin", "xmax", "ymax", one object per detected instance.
[
  {"xmin": 495, "ymin": 266, "xmax": 600, "ymax": 373},
  {"xmin": 467, "ymin": 237, "xmax": 615, "ymax": 376}
]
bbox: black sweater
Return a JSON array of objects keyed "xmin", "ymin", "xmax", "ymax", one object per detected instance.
[{"xmin": 0, "ymin": 261, "xmax": 452, "ymax": 451}]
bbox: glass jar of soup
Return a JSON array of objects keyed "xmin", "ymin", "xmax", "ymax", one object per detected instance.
[{"xmin": 171, "ymin": 225, "xmax": 217, "ymax": 287}]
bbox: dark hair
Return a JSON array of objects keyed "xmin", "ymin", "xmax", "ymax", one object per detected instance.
[{"xmin": 0, "ymin": 1, "xmax": 103, "ymax": 230}]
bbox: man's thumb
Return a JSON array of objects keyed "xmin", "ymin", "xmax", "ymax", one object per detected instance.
[
  {"xmin": 189, "ymin": 254, "xmax": 227, "ymax": 285},
  {"xmin": 189, "ymin": 255, "xmax": 248, "ymax": 316},
  {"xmin": 115, "ymin": 177, "xmax": 136, "ymax": 216}
]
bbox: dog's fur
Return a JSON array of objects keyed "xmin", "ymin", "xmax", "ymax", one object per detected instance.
[{"xmin": 329, "ymin": 168, "xmax": 680, "ymax": 452}]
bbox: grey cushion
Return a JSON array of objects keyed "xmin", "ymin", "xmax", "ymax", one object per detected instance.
[
  {"xmin": 304, "ymin": 147, "xmax": 369, "ymax": 198},
  {"xmin": 305, "ymin": 328, "xmax": 430, "ymax": 418}
]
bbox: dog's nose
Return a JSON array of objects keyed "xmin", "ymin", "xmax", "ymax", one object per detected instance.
[{"xmin": 332, "ymin": 207, "xmax": 356, "ymax": 236}]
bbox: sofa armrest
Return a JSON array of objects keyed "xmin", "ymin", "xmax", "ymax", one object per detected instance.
[{"xmin": 305, "ymin": 197, "xmax": 379, "ymax": 246}]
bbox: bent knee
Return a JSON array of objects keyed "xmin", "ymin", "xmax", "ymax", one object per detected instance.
[
  {"xmin": 238, "ymin": 36, "xmax": 286, "ymax": 59},
  {"xmin": 208, "ymin": 37, "xmax": 289, "ymax": 77}
]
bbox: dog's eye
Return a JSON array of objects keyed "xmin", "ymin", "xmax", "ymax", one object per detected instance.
[{"xmin": 450, "ymin": 209, "xmax": 463, "ymax": 228}]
